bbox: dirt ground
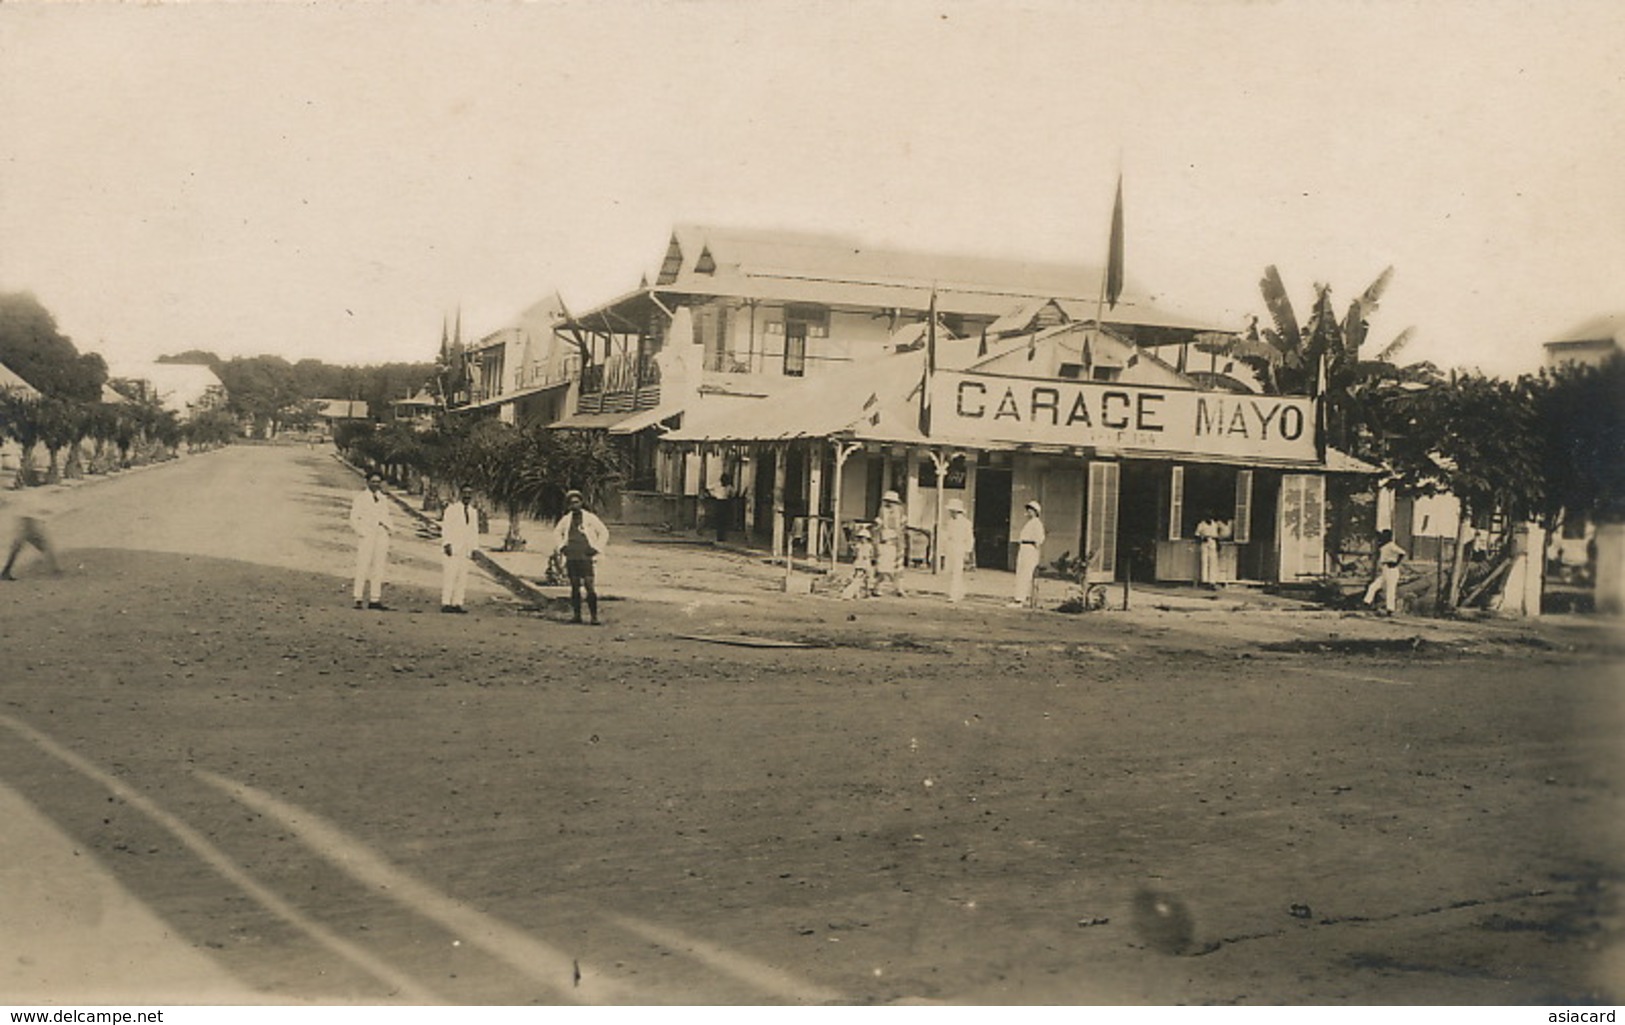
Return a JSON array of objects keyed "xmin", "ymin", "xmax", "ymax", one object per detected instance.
[{"xmin": 0, "ymin": 444, "xmax": 1620, "ymax": 1005}]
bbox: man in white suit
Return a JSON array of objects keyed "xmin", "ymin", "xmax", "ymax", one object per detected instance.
[
  {"xmin": 439, "ymin": 484, "xmax": 481, "ymax": 613},
  {"xmin": 349, "ymin": 473, "xmax": 394, "ymax": 610}
]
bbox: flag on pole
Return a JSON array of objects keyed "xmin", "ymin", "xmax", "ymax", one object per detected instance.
[
  {"xmin": 919, "ymin": 288, "xmax": 937, "ymax": 435},
  {"xmin": 1106, "ymin": 175, "xmax": 1125, "ymax": 310},
  {"xmin": 1312, "ymin": 349, "xmax": 1329, "ymax": 461}
]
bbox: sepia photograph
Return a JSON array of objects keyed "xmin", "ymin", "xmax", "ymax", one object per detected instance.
[{"xmin": 0, "ymin": 0, "xmax": 1621, "ymax": 1015}]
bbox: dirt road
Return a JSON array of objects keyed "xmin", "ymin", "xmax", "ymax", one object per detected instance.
[{"xmin": 1, "ymin": 445, "xmax": 1620, "ymax": 1005}]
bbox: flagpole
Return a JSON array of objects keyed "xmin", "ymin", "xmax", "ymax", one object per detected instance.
[{"xmin": 1090, "ymin": 172, "xmax": 1127, "ymax": 375}]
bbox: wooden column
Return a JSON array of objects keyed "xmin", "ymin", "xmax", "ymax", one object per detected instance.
[
  {"xmin": 831, "ymin": 440, "xmax": 861, "ymax": 572},
  {"xmin": 929, "ymin": 449, "xmax": 951, "ymax": 573},
  {"xmin": 807, "ymin": 445, "xmax": 824, "ymax": 560},
  {"xmin": 772, "ymin": 442, "xmax": 788, "ymax": 561}
]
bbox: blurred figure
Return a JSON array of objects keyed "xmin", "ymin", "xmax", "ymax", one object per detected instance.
[
  {"xmin": 1130, "ymin": 888, "xmax": 1195, "ymax": 955},
  {"xmin": 349, "ymin": 473, "xmax": 394, "ymax": 610},
  {"xmin": 552, "ymin": 489, "xmax": 608, "ymax": 625},
  {"xmin": 1, "ymin": 486, "xmax": 62, "ymax": 580},
  {"xmin": 875, "ymin": 490, "xmax": 908, "ymax": 597},
  {"xmin": 940, "ymin": 497, "xmax": 975, "ymax": 603},
  {"xmin": 439, "ymin": 484, "xmax": 481, "ymax": 613},
  {"xmin": 840, "ymin": 524, "xmax": 877, "ymax": 600}
]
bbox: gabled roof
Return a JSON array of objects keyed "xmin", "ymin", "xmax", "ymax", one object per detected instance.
[
  {"xmin": 636, "ymin": 224, "xmax": 1113, "ymax": 318},
  {"xmin": 968, "ymin": 322, "xmax": 1193, "ymax": 387},
  {"xmin": 0, "ymin": 360, "xmax": 41, "ymax": 397}
]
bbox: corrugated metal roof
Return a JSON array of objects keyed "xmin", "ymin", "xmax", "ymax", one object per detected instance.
[
  {"xmin": 551, "ymin": 411, "xmax": 633, "ymax": 431},
  {"xmin": 607, "ymin": 403, "xmax": 683, "ymax": 435}
]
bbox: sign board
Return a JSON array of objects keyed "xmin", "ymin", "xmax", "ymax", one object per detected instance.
[{"xmin": 927, "ymin": 371, "xmax": 1320, "ymax": 464}]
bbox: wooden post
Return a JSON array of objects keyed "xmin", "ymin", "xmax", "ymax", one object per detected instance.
[
  {"xmin": 807, "ymin": 446, "xmax": 824, "ymax": 561},
  {"xmin": 772, "ymin": 442, "xmax": 788, "ymax": 562},
  {"xmin": 832, "ymin": 440, "xmax": 861, "ymax": 573},
  {"xmin": 929, "ymin": 449, "xmax": 950, "ymax": 574}
]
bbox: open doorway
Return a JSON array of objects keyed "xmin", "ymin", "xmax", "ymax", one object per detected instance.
[{"xmin": 974, "ymin": 467, "xmax": 1012, "ymax": 569}]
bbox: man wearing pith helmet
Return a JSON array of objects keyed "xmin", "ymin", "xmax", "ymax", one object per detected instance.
[{"xmin": 1010, "ymin": 499, "xmax": 1046, "ymax": 608}]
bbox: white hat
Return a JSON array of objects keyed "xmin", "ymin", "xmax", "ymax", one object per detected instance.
[
  {"xmin": 1025, "ymin": 500, "xmax": 1042, "ymax": 515},
  {"xmin": 882, "ymin": 490, "xmax": 902, "ymax": 504},
  {"xmin": 946, "ymin": 497, "xmax": 965, "ymax": 514}
]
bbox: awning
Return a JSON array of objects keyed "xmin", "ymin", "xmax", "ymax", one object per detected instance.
[
  {"xmin": 550, "ymin": 411, "xmax": 632, "ymax": 430},
  {"xmin": 607, "ymin": 404, "xmax": 684, "ymax": 435}
]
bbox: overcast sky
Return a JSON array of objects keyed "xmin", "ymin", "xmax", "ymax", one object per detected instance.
[{"xmin": 2, "ymin": 0, "xmax": 1622, "ymax": 376}]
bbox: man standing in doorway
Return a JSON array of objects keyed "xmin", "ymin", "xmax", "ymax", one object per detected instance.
[
  {"xmin": 1195, "ymin": 515, "xmax": 1222, "ymax": 589},
  {"xmin": 440, "ymin": 484, "xmax": 481, "ymax": 613},
  {"xmin": 707, "ymin": 471, "xmax": 734, "ymax": 542},
  {"xmin": 349, "ymin": 473, "xmax": 394, "ymax": 610},
  {"xmin": 1010, "ymin": 500, "xmax": 1046, "ymax": 608},
  {"xmin": 553, "ymin": 489, "xmax": 609, "ymax": 625}
]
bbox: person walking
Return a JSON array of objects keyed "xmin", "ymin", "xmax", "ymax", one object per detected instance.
[
  {"xmin": 875, "ymin": 489, "xmax": 909, "ymax": 597},
  {"xmin": 1010, "ymin": 500, "xmax": 1046, "ymax": 608},
  {"xmin": 1, "ymin": 486, "xmax": 62, "ymax": 581},
  {"xmin": 439, "ymin": 484, "xmax": 481, "ymax": 614},
  {"xmin": 552, "ymin": 489, "xmax": 609, "ymax": 625},
  {"xmin": 1362, "ymin": 528, "xmax": 1408, "ymax": 615},
  {"xmin": 349, "ymin": 473, "xmax": 394, "ymax": 610},
  {"xmin": 940, "ymin": 497, "xmax": 975, "ymax": 603}
]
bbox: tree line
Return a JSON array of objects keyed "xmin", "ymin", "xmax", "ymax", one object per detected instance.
[
  {"xmin": 1216, "ymin": 267, "xmax": 1624, "ymax": 608},
  {"xmin": 0, "ymin": 292, "xmax": 239, "ymax": 484},
  {"xmin": 333, "ymin": 416, "xmax": 628, "ymax": 553}
]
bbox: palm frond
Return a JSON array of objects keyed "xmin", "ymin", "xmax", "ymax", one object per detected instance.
[
  {"xmin": 1258, "ymin": 266, "xmax": 1301, "ymax": 357},
  {"xmin": 1375, "ymin": 327, "xmax": 1415, "ymax": 364}
]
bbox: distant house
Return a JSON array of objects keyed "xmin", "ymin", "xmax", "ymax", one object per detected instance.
[
  {"xmin": 1544, "ymin": 314, "xmax": 1624, "ymax": 369},
  {"xmin": 315, "ymin": 399, "xmax": 371, "ymax": 432},
  {"xmin": 0, "ymin": 359, "xmax": 41, "ymax": 399},
  {"xmin": 0, "ymin": 359, "xmax": 42, "ymax": 473},
  {"xmin": 107, "ymin": 362, "xmax": 227, "ymax": 420},
  {"xmin": 391, "ymin": 389, "xmax": 439, "ymax": 429}
]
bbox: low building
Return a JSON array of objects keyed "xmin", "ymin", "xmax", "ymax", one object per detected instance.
[
  {"xmin": 107, "ymin": 362, "xmax": 227, "ymax": 420},
  {"xmin": 1544, "ymin": 314, "xmax": 1624, "ymax": 369},
  {"xmin": 0, "ymin": 359, "xmax": 43, "ymax": 473}
]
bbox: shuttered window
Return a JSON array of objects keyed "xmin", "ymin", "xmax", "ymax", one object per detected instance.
[
  {"xmin": 1087, "ymin": 461, "xmax": 1120, "ymax": 580},
  {"xmin": 1233, "ymin": 469, "xmax": 1253, "ymax": 544},
  {"xmin": 1168, "ymin": 465, "xmax": 1184, "ymax": 540}
]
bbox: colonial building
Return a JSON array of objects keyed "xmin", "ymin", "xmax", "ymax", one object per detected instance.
[
  {"xmin": 451, "ymin": 296, "xmax": 578, "ymax": 426},
  {"xmin": 556, "ymin": 224, "xmax": 1215, "ymax": 502},
  {"xmin": 663, "ymin": 320, "xmax": 1376, "ymax": 587}
]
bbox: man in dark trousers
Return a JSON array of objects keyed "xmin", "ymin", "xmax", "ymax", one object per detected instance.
[{"xmin": 551, "ymin": 489, "xmax": 609, "ymax": 625}]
